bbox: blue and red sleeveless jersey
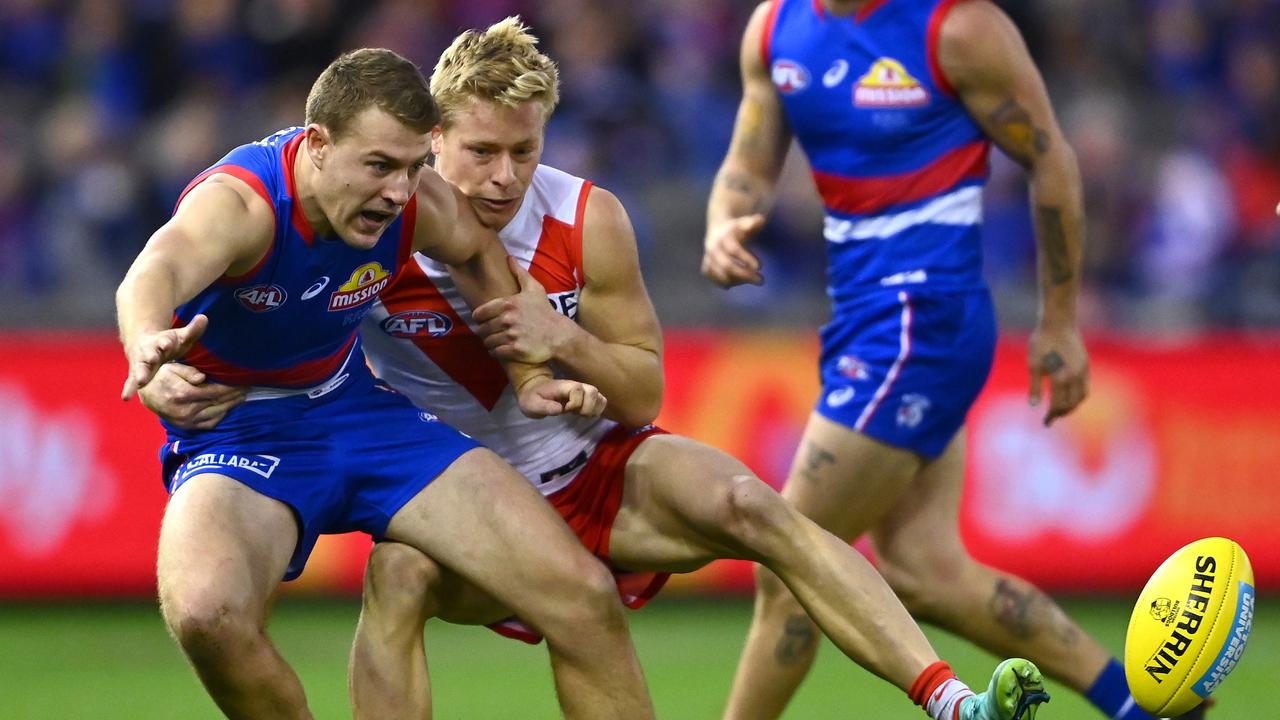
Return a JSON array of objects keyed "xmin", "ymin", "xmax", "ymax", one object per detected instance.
[
  {"xmin": 762, "ymin": 0, "xmax": 990, "ymax": 303},
  {"xmin": 172, "ymin": 127, "xmax": 416, "ymax": 388}
]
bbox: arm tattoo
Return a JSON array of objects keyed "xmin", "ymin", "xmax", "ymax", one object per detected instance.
[
  {"xmin": 1041, "ymin": 351, "xmax": 1064, "ymax": 373},
  {"xmin": 1034, "ymin": 206, "xmax": 1074, "ymax": 284},
  {"xmin": 773, "ymin": 614, "xmax": 819, "ymax": 664},
  {"xmin": 987, "ymin": 99, "xmax": 1050, "ymax": 167}
]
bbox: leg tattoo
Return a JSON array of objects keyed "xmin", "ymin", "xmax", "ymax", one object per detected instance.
[{"xmin": 773, "ymin": 614, "xmax": 818, "ymax": 665}]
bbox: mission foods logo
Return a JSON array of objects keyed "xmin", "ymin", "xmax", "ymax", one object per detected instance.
[
  {"xmin": 853, "ymin": 58, "xmax": 929, "ymax": 108},
  {"xmin": 329, "ymin": 262, "xmax": 391, "ymax": 311}
]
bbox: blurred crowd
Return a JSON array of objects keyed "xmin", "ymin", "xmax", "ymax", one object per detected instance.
[{"xmin": 2, "ymin": 0, "xmax": 1278, "ymax": 332}]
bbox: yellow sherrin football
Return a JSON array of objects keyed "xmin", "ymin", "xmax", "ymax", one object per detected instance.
[{"xmin": 1124, "ymin": 537, "xmax": 1255, "ymax": 716}]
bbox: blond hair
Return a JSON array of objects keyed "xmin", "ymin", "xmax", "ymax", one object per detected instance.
[{"xmin": 430, "ymin": 16, "xmax": 560, "ymax": 128}]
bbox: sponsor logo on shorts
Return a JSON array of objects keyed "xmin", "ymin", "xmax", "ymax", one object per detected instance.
[
  {"xmin": 381, "ymin": 310, "xmax": 453, "ymax": 338},
  {"xmin": 418, "ymin": 411, "xmax": 438, "ymax": 423},
  {"xmin": 854, "ymin": 58, "xmax": 929, "ymax": 108},
  {"xmin": 826, "ymin": 386, "xmax": 855, "ymax": 408},
  {"xmin": 771, "ymin": 59, "xmax": 810, "ymax": 94},
  {"xmin": 837, "ymin": 355, "xmax": 870, "ymax": 380},
  {"xmin": 183, "ymin": 453, "xmax": 281, "ymax": 479},
  {"xmin": 1150, "ymin": 597, "xmax": 1181, "ymax": 627},
  {"xmin": 823, "ymin": 59, "xmax": 849, "ymax": 88},
  {"xmin": 329, "ymin": 262, "xmax": 391, "ymax": 311},
  {"xmin": 301, "ymin": 276, "xmax": 330, "ymax": 300},
  {"xmin": 896, "ymin": 393, "xmax": 931, "ymax": 428},
  {"xmin": 235, "ymin": 284, "xmax": 286, "ymax": 312}
]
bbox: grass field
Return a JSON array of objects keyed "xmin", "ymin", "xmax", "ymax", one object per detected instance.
[{"xmin": 1, "ymin": 597, "xmax": 1273, "ymax": 719}]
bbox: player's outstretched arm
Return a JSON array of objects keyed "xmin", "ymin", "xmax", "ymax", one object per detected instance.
[
  {"xmin": 473, "ymin": 187, "xmax": 663, "ymax": 427},
  {"xmin": 412, "ymin": 172, "xmax": 607, "ymax": 420},
  {"xmin": 116, "ymin": 176, "xmax": 273, "ymax": 399},
  {"xmin": 702, "ymin": 0, "xmax": 793, "ymax": 288},
  {"xmin": 939, "ymin": 0, "xmax": 1089, "ymax": 426}
]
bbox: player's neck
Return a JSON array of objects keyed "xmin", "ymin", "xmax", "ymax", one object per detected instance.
[{"xmin": 292, "ymin": 143, "xmax": 336, "ymax": 238}]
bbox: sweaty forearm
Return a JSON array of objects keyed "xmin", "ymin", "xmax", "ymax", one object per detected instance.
[
  {"xmin": 553, "ymin": 328, "xmax": 662, "ymax": 427},
  {"xmin": 1027, "ymin": 145, "xmax": 1084, "ymax": 326}
]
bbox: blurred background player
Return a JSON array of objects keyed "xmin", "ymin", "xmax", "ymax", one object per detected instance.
[
  {"xmin": 700, "ymin": 2, "xmax": 1199, "ymax": 720},
  {"xmin": 117, "ymin": 47, "xmax": 653, "ymax": 720}
]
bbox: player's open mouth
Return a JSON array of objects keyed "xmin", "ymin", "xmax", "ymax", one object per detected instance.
[{"xmin": 357, "ymin": 209, "xmax": 394, "ymax": 232}]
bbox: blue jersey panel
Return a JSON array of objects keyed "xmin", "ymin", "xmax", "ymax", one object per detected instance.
[
  {"xmin": 815, "ymin": 287, "xmax": 996, "ymax": 458},
  {"xmin": 159, "ymin": 367, "xmax": 481, "ymax": 581}
]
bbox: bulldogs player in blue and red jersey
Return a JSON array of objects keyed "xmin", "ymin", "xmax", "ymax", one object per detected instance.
[
  {"xmin": 116, "ymin": 48, "xmax": 654, "ymax": 720},
  {"xmin": 702, "ymin": 2, "xmax": 1192, "ymax": 720}
]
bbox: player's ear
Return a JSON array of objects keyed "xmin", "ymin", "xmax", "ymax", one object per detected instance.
[
  {"xmin": 430, "ymin": 125, "xmax": 445, "ymax": 156},
  {"xmin": 304, "ymin": 124, "xmax": 330, "ymax": 168}
]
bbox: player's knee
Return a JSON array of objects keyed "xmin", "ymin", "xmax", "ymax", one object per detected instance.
[
  {"xmin": 546, "ymin": 555, "xmax": 626, "ymax": 632},
  {"xmin": 720, "ymin": 475, "xmax": 797, "ymax": 559},
  {"xmin": 363, "ymin": 542, "xmax": 444, "ymax": 622},
  {"xmin": 161, "ymin": 590, "xmax": 257, "ymax": 660}
]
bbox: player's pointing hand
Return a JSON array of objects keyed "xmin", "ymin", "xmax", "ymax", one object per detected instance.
[
  {"xmin": 121, "ymin": 314, "xmax": 209, "ymax": 401},
  {"xmin": 702, "ymin": 214, "xmax": 766, "ymax": 288}
]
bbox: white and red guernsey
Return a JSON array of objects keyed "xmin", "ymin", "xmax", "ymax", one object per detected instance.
[{"xmin": 362, "ymin": 165, "xmax": 614, "ymax": 496}]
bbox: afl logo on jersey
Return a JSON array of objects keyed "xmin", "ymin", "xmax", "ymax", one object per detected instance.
[
  {"xmin": 235, "ymin": 284, "xmax": 286, "ymax": 312},
  {"xmin": 329, "ymin": 262, "xmax": 391, "ymax": 311},
  {"xmin": 380, "ymin": 310, "xmax": 453, "ymax": 338},
  {"xmin": 853, "ymin": 58, "xmax": 930, "ymax": 108},
  {"xmin": 771, "ymin": 59, "xmax": 810, "ymax": 94}
]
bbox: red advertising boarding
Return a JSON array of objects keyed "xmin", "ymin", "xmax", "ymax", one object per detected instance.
[{"xmin": 0, "ymin": 332, "xmax": 1276, "ymax": 597}]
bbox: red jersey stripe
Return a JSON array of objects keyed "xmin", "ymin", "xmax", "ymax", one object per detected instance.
[
  {"xmin": 281, "ymin": 132, "xmax": 315, "ymax": 246},
  {"xmin": 181, "ymin": 332, "xmax": 358, "ymax": 388},
  {"xmin": 927, "ymin": 0, "xmax": 966, "ymax": 98},
  {"xmin": 379, "ymin": 261, "xmax": 509, "ymax": 410},
  {"xmin": 810, "ymin": 139, "xmax": 989, "ymax": 216}
]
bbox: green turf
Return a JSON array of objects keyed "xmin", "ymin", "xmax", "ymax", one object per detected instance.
[{"xmin": 1, "ymin": 597, "xmax": 1273, "ymax": 719}]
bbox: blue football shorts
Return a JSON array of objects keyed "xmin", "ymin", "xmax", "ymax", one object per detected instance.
[
  {"xmin": 816, "ymin": 286, "xmax": 997, "ymax": 459},
  {"xmin": 158, "ymin": 367, "xmax": 480, "ymax": 580}
]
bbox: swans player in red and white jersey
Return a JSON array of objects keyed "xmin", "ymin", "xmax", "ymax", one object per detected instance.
[{"xmin": 145, "ymin": 18, "xmax": 1047, "ymax": 720}]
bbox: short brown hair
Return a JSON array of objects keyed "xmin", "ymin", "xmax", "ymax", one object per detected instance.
[
  {"xmin": 431, "ymin": 17, "xmax": 559, "ymax": 128},
  {"xmin": 305, "ymin": 48, "xmax": 438, "ymax": 139}
]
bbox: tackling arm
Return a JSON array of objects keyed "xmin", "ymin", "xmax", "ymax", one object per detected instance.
[
  {"xmin": 702, "ymin": 0, "xmax": 793, "ymax": 288},
  {"xmin": 938, "ymin": 0, "xmax": 1089, "ymax": 425}
]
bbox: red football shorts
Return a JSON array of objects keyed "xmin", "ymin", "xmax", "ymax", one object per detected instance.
[{"xmin": 488, "ymin": 424, "xmax": 671, "ymax": 644}]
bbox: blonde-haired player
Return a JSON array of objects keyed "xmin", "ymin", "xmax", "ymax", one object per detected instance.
[{"xmin": 353, "ymin": 18, "xmax": 1049, "ymax": 720}]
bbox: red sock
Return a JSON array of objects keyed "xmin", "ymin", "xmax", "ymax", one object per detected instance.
[{"xmin": 909, "ymin": 661, "xmax": 957, "ymax": 706}]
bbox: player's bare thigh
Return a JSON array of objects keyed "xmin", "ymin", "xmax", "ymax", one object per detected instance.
[
  {"xmin": 780, "ymin": 412, "xmax": 925, "ymax": 543},
  {"xmin": 607, "ymin": 434, "xmax": 784, "ymax": 573},
  {"xmin": 383, "ymin": 447, "xmax": 615, "ymax": 621},
  {"xmin": 158, "ymin": 473, "xmax": 297, "ymax": 617}
]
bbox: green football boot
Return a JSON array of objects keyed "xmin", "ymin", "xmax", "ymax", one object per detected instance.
[{"xmin": 959, "ymin": 658, "xmax": 1051, "ymax": 720}]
